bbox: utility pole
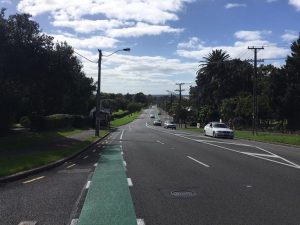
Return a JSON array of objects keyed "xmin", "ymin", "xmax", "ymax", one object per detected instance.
[
  {"xmin": 95, "ymin": 49, "xmax": 102, "ymax": 136},
  {"xmin": 248, "ymin": 46, "xmax": 264, "ymax": 136},
  {"xmin": 175, "ymin": 83, "xmax": 185, "ymax": 106}
]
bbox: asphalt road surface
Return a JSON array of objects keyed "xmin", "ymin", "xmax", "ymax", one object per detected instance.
[{"xmin": 1, "ymin": 106, "xmax": 300, "ymax": 225}]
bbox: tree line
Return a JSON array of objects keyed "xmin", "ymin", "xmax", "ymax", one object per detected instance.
[
  {"xmin": 0, "ymin": 9, "xmax": 150, "ymax": 134},
  {"xmin": 189, "ymin": 38, "xmax": 300, "ymax": 131}
]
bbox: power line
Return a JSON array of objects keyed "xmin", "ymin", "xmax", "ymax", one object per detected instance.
[{"xmin": 73, "ymin": 50, "xmax": 97, "ymax": 63}]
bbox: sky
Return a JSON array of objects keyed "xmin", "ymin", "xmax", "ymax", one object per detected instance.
[{"xmin": 1, "ymin": 0, "xmax": 300, "ymax": 95}]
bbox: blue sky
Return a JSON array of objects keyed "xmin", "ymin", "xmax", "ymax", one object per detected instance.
[{"xmin": 1, "ymin": 0, "xmax": 300, "ymax": 94}]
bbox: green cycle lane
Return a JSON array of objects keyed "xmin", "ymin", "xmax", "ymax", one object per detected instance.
[{"xmin": 77, "ymin": 144, "xmax": 138, "ymax": 225}]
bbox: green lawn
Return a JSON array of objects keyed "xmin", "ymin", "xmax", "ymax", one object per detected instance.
[
  {"xmin": 110, "ymin": 111, "xmax": 142, "ymax": 128},
  {"xmin": 0, "ymin": 128, "xmax": 108, "ymax": 177},
  {"xmin": 179, "ymin": 127, "xmax": 300, "ymax": 147}
]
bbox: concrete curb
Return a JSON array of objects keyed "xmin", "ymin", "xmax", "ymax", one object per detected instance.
[{"xmin": 0, "ymin": 132, "xmax": 110, "ymax": 183}]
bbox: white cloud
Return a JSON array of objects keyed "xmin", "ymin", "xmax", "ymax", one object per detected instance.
[
  {"xmin": 78, "ymin": 52, "xmax": 197, "ymax": 94},
  {"xmin": 50, "ymin": 34, "xmax": 119, "ymax": 49},
  {"xmin": 289, "ymin": 0, "xmax": 300, "ymax": 10},
  {"xmin": 266, "ymin": 0, "xmax": 278, "ymax": 2},
  {"xmin": 177, "ymin": 37, "xmax": 205, "ymax": 49},
  {"xmin": 52, "ymin": 19, "xmax": 128, "ymax": 33},
  {"xmin": 234, "ymin": 30, "xmax": 272, "ymax": 41},
  {"xmin": 0, "ymin": 0, "xmax": 11, "ymax": 4},
  {"xmin": 176, "ymin": 31, "xmax": 290, "ymax": 67},
  {"xmin": 281, "ymin": 30, "xmax": 299, "ymax": 42},
  {"xmin": 106, "ymin": 22, "xmax": 183, "ymax": 38},
  {"xmin": 225, "ymin": 3, "xmax": 247, "ymax": 9}
]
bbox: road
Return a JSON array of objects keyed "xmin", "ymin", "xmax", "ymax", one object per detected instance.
[{"xmin": 1, "ymin": 106, "xmax": 300, "ymax": 225}]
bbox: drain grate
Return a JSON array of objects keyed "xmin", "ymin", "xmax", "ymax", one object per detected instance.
[{"xmin": 170, "ymin": 190, "xmax": 196, "ymax": 198}]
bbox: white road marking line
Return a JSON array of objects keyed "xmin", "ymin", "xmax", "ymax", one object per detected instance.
[
  {"xmin": 94, "ymin": 163, "xmax": 98, "ymax": 167},
  {"xmin": 127, "ymin": 178, "xmax": 133, "ymax": 186},
  {"xmin": 120, "ymin": 129, "xmax": 125, "ymax": 140},
  {"xmin": 187, "ymin": 156, "xmax": 210, "ymax": 168},
  {"xmin": 70, "ymin": 218, "xmax": 79, "ymax": 225},
  {"xmin": 85, "ymin": 181, "xmax": 91, "ymax": 189},
  {"xmin": 83, "ymin": 155, "xmax": 88, "ymax": 159},
  {"xmin": 92, "ymin": 149, "xmax": 96, "ymax": 153},
  {"xmin": 18, "ymin": 221, "xmax": 38, "ymax": 225},
  {"xmin": 156, "ymin": 140, "xmax": 165, "ymax": 145},
  {"xmin": 137, "ymin": 218, "xmax": 146, "ymax": 225},
  {"xmin": 243, "ymin": 153, "xmax": 279, "ymax": 158},
  {"xmin": 123, "ymin": 161, "xmax": 127, "ymax": 167},
  {"xmin": 23, "ymin": 176, "xmax": 45, "ymax": 184},
  {"xmin": 146, "ymin": 123, "xmax": 300, "ymax": 170},
  {"xmin": 67, "ymin": 163, "xmax": 76, "ymax": 169},
  {"xmin": 246, "ymin": 185, "xmax": 252, "ymax": 188}
]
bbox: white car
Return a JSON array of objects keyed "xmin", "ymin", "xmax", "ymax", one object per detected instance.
[
  {"xmin": 163, "ymin": 121, "xmax": 176, "ymax": 129},
  {"xmin": 204, "ymin": 122, "xmax": 234, "ymax": 139}
]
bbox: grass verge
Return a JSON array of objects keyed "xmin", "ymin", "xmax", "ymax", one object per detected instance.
[
  {"xmin": 110, "ymin": 111, "xmax": 142, "ymax": 128},
  {"xmin": 0, "ymin": 129, "xmax": 108, "ymax": 177},
  {"xmin": 179, "ymin": 127, "xmax": 300, "ymax": 147}
]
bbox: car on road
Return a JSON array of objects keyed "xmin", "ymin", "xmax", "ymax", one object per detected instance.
[
  {"xmin": 153, "ymin": 119, "xmax": 162, "ymax": 126},
  {"xmin": 164, "ymin": 120, "xmax": 176, "ymax": 129},
  {"xmin": 204, "ymin": 122, "xmax": 234, "ymax": 139},
  {"xmin": 150, "ymin": 114, "xmax": 155, "ymax": 118}
]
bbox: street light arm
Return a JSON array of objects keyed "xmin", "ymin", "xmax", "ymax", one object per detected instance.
[{"xmin": 103, "ymin": 48, "xmax": 131, "ymax": 57}]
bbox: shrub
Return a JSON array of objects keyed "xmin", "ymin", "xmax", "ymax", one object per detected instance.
[
  {"xmin": 44, "ymin": 114, "xmax": 74, "ymax": 130},
  {"xmin": 72, "ymin": 115, "xmax": 87, "ymax": 128}
]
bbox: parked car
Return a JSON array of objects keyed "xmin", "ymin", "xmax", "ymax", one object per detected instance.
[
  {"xmin": 153, "ymin": 119, "xmax": 162, "ymax": 126},
  {"xmin": 164, "ymin": 121, "xmax": 176, "ymax": 129},
  {"xmin": 204, "ymin": 122, "xmax": 234, "ymax": 139}
]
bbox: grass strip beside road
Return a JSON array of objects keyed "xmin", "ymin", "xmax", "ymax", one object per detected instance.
[
  {"xmin": 110, "ymin": 111, "xmax": 142, "ymax": 128},
  {"xmin": 179, "ymin": 127, "xmax": 300, "ymax": 147},
  {"xmin": 0, "ymin": 129, "xmax": 108, "ymax": 177}
]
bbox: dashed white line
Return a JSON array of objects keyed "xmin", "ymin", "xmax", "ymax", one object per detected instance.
[
  {"xmin": 70, "ymin": 218, "xmax": 79, "ymax": 225},
  {"xmin": 123, "ymin": 161, "xmax": 127, "ymax": 167},
  {"xmin": 94, "ymin": 163, "xmax": 98, "ymax": 167},
  {"xmin": 67, "ymin": 163, "xmax": 76, "ymax": 169},
  {"xmin": 137, "ymin": 218, "xmax": 146, "ymax": 225},
  {"xmin": 22, "ymin": 176, "xmax": 45, "ymax": 184},
  {"xmin": 18, "ymin": 221, "xmax": 37, "ymax": 225},
  {"xmin": 156, "ymin": 140, "xmax": 165, "ymax": 145},
  {"xmin": 85, "ymin": 181, "xmax": 91, "ymax": 189},
  {"xmin": 120, "ymin": 130, "xmax": 125, "ymax": 140},
  {"xmin": 127, "ymin": 178, "xmax": 133, "ymax": 187},
  {"xmin": 83, "ymin": 155, "xmax": 88, "ymax": 159},
  {"xmin": 92, "ymin": 149, "xmax": 96, "ymax": 153},
  {"xmin": 187, "ymin": 156, "xmax": 210, "ymax": 168}
]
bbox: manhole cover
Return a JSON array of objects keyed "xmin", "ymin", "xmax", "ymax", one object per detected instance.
[{"xmin": 170, "ymin": 191, "xmax": 196, "ymax": 198}]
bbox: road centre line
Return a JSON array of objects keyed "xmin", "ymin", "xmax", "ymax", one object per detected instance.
[
  {"xmin": 22, "ymin": 176, "xmax": 45, "ymax": 184},
  {"xmin": 127, "ymin": 178, "xmax": 133, "ymax": 187},
  {"xmin": 187, "ymin": 156, "xmax": 210, "ymax": 168},
  {"xmin": 67, "ymin": 163, "xmax": 76, "ymax": 169},
  {"xmin": 137, "ymin": 218, "xmax": 146, "ymax": 225},
  {"xmin": 85, "ymin": 181, "xmax": 91, "ymax": 189},
  {"xmin": 146, "ymin": 122, "xmax": 300, "ymax": 170}
]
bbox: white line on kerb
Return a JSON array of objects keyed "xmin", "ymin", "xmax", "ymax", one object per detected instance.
[
  {"xmin": 187, "ymin": 156, "xmax": 210, "ymax": 168},
  {"xmin": 127, "ymin": 178, "xmax": 133, "ymax": 187},
  {"xmin": 137, "ymin": 218, "xmax": 146, "ymax": 225},
  {"xmin": 22, "ymin": 176, "xmax": 45, "ymax": 184},
  {"xmin": 85, "ymin": 181, "xmax": 91, "ymax": 189}
]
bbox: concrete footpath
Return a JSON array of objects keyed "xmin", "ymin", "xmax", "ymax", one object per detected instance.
[{"xmin": 77, "ymin": 144, "xmax": 138, "ymax": 225}]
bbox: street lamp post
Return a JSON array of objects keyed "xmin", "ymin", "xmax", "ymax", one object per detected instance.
[{"xmin": 95, "ymin": 48, "xmax": 130, "ymax": 136}]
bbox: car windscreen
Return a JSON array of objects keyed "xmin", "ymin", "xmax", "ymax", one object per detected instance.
[{"xmin": 213, "ymin": 123, "xmax": 228, "ymax": 128}]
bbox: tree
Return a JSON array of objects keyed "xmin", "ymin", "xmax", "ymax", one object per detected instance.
[{"xmin": 284, "ymin": 36, "xmax": 300, "ymax": 130}]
